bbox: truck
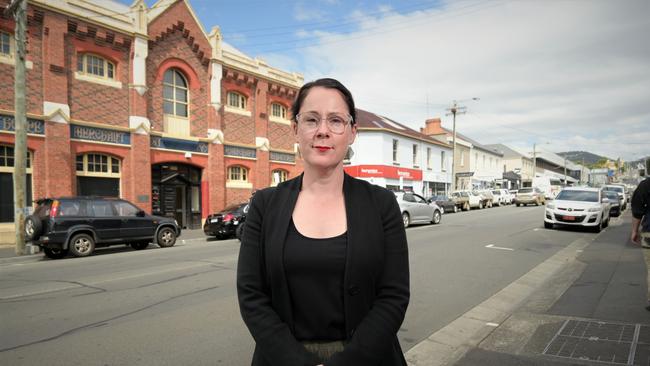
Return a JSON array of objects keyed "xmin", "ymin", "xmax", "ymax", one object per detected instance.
[{"xmin": 532, "ymin": 176, "xmax": 554, "ymax": 199}]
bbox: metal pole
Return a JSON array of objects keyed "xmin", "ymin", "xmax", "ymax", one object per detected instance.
[
  {"xmin": 7, "ymin": 0, "xmax": 28, "ymax": 255},
  {"xmin": 564, "ymin": 156, "xmax": 567, "ymax": 186},
  {"xmin": 451, "ymin": 103, "xmax": 457, "ymax": 192}
]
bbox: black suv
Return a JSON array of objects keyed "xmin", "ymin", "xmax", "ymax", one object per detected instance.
[{"xmin": 25, "ymin": 197, "xmax": 181, "ymax": 259}]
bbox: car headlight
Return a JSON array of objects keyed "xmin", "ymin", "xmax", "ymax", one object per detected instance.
[
  {"xmin": 546, "ymin": 203, "xmax": 555, "ymax": 209},
  {"xmin": 588, "ymin": 207, "xmax": 601, "ymax": 212}
]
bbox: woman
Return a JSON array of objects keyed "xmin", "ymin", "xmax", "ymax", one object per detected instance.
[{"xmin": 237, "ymin": 78, "xmax": 410, "ymax": 366}]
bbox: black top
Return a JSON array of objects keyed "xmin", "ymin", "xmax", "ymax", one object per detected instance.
[
  {"xmin": 632, "ymin": 178, "xmax": 650, "ymax": 220},
  {"xmin": 284, "ymin": 219, "xmax": 347, "ymax": 341}
]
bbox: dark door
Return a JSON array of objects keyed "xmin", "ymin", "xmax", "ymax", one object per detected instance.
[
  {"xmin": 78, "ymin": 177, "xmax": 119, "ymax": 197},
  {"xmin": 113, "ymin": 200, "xmax": 154, "ymax": 239},
  {"xmin": 1, "ymin": 173, "xmax": 32, "ymax": 222},
  {"xmin": 174, "ymin": 186, "xmax": 185, "ymax": 229},
  {"xmin": 88, "ymin": 200, "xmax": 121, "ymax": 242}
]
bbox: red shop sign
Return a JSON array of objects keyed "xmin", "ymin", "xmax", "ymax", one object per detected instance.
[{"xmin": 344, "ymin": 165, "xmax": 423, "ymax": 181}]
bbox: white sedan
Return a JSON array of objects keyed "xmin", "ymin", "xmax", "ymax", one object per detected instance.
[{"xmin": 544, "ymin": 187, "xmax": 611, "ymax": 233}]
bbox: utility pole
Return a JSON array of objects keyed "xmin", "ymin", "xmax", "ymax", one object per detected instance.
[
  {"xmin": 5, "ymin": 0, "xmax": 28, "ymax": 255},
  {"xmin": 446, "ymin": 101, "xmax": 466, "ymax": 192},
  {"xmin": 564, "ymin": 156, "xmax": 567, "ymax": 187}
]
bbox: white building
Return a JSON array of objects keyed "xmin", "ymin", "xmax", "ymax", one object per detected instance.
[{"xmin": 345, "ymin": 109, "xmax": 452, "ymax": 197}]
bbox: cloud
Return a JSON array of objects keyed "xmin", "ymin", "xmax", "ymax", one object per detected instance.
[
  {"xmin": 293, "ymin": 2, "xmax": 326, "ymax": 22},
  {"xmin": 295, "ymin": 0, "xmax": 650, "ymax": 161}
]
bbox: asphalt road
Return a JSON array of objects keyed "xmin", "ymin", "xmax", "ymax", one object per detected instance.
[{"xmin": 0, "ymin": 204, "xmax": 604, "ymax": 366}]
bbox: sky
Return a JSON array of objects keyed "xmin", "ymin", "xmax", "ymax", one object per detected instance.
[{"xmin": 121, "ymin": 0, "xmax": 650, "ymax": 162}]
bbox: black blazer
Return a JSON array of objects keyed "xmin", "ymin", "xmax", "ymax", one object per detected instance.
[{"xmin": 237, "ymin": 173, "xmax": 410, "ymax": 366}]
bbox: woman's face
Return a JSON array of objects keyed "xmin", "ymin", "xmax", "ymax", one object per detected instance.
[{"xmin": 293, "ymin": 86, "xmax": 357, "ymax": 171}]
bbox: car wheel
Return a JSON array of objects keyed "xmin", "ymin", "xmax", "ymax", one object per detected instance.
[
  {"xmin": 130, "ymin": 242, "xmax": 149, "ymax": 250},
  {"xmin": 453, "ymin": 206, "xmax": 458, "ymax": 213},
  {"xmin": 431, "ymin": 210, "xmax": 441, "ymax": 225},
  {"xmin": 592, "ymin": 218, "xmax": 602, "ymax": 233},
  {"xmin": 44, "ymin": 247, "xmax": 68, "ymax": 259},
  {"xmin": 463, "ymin": 203, "xmax": 470, "ymax": 211},
  {"xmin": 157, "ymin": 227, "xmax": 177, "ymax": 248},
  {"xmin": 544, "ymin": 221, "xmax": 553, "ymax": 229},
  {"xmin": 402, "ymin": 212, "xmax": 410, "ymax": 228},
  {"xmin": 478, "ymin": 202, "xmax": 483, "ymax": 209},
  {"xmin": 24, "ymin": 215, "xmax": 42, "ymax": 241},
  {"xmin": 516, "ymin": 203, "xmax": 520, "ymax": 207},
  {"xmin": 603, "ymin": 217, "xmax": 609, "ymax": 228},
  {"xmin": 69, "ymin": 233, "xmax": 95, "ymax": 257}
]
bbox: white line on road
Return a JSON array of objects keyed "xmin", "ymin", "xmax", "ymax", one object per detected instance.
[{"xmin": 485, "ymin": 244, "xmax": 514, "ymax": 251}]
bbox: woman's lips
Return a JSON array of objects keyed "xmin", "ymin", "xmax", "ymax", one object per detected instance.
[{"xmin": 314, "ymin": 145, "xmax": 332, "ymax": 152}]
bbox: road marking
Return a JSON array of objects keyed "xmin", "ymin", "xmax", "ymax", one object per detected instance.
[
  {"xmin": 486, "ymin": 322, "xmax": 500, "ymax": 327},
  {"xmin": 485, "ymin": 244, "xmax": 514, "ymax": 251}
]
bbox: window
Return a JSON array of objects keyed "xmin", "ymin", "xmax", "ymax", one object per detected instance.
[
  {"xmin": 412, "ymin": 144, "xmax": 418, "ymax": 166},
  {"xmin": 0, "ymin": 145, "xmax": 31, "ymax": 168},
  {"xmin": 272, "ymin": 169, "xmax": 288, "ymax": 186},
  {"xmin": 163, "ymin": 69, "xmax": 188, "ymax": 117},
  {"xmin": 427, "ymin": 148, "xmax": 432, "ymax": 170},
  {"xmin": 90, "ymin": 200, "xmax": 114, "ymax": 217},
  {"xmin": 77, "ymin": 54, "xmax": 115, "ymax": 79},
  {"xmin": 114, "ymin": 201, "xmax": 140, "ymax": 216},
  {"xmin": 0, "ymin": 31, "xmax": 11, "ymax": 57},
  {"xmin": 227, "ymin": 91, "xmax": 247, "ymax": 110},
  {"xmin": 270, "ymin": 103, "xmax": 287, "ymax": 119},
  {"xmin": 59, "ymin": 201, "xmax": 81, "ymax": 216},
  {"xmin": 228, "ymin": 166, "xmax": 248, "ymax": 182},
  {"xmin": 441, "ymin": 151, "xmax": 446, "ymax": 171},
  {"xmin": 392, "ymin": 139, "xmax": 399, "ymax": 162},
  {"xmin": 76, "ymin": 154, "xmax": 120, "ymax": 177}
]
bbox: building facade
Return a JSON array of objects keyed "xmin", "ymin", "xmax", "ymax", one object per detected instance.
[
  {"xmin": 0, "ymin": 0, "xmax": 304, "ymax": 228},
  {"xmin": 344, "ymin": 110, "xmax": 452, "ymax": 197},
  {"xmin": 485, "ymin": 143, "xmax": 534, "ymax": 188}
]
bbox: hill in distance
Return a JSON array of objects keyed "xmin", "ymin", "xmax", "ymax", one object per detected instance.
[{"xmin": 557, "ymin": 151, "xmax": 611, "ymax": 165}]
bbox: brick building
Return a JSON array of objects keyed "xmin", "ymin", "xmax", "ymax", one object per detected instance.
[{"xmin": 0, "ymin": 0, "xmax": 303, "ymax": 229}]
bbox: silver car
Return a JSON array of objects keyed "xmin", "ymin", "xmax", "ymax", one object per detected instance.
[{"xmin": 394, "ymin": 192, "xmax": 442, "ymax": 228}]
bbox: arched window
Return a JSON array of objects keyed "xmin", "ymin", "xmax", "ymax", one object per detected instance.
[
  {"xmin": 76, "ymin": 153, "xmax": 121, "ymax": 197},
  {"xmin": 77, "ymin": 53, "xmax": 115, "ymax": 79},
  {"xmin": 228, "ymin": 165, "xmax": 248, "ymax": 182},
  {"xmin": 227, "ymin": 91, "xmax": 247, "ymax": 110},
  {"xmin": 271, "ymin": 169, "xmax": 288, "ymax": 186},
  {"xmin": 270, "ymin": 103, "xmax": 287, "ymax": 119},
  {"xmin": 163, "ymin": 69, "xmax": 189, "ymax": 117}
]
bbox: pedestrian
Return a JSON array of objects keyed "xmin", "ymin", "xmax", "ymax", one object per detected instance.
[
  {"xmin": 630, "ymin": 175, "xmax": 650, "ymax": 312},
  {"xmin": 237, "ymin": 78, "xmax": 410, "ymax": 365}
]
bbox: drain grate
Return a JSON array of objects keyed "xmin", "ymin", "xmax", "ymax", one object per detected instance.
[{"xmin": 542, "ymin": 319, "xmax": 650, "ymax": 365}]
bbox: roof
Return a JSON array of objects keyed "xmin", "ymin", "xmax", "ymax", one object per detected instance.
[
  {"xmin": 355, "ymin": 109, "xmax": 451, "ymax": 149},
  {"xmin": 485, "ymin": 144, "xmax": 531, "ymax": 160}
]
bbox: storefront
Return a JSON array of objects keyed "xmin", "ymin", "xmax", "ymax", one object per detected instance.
[
  {"xmin": 151, "ymin": 163, "xmax": 202, "ymax": 230},
  {"xmin": 344, "ymin": 165, "xmax": 423, "ymax": 193}
]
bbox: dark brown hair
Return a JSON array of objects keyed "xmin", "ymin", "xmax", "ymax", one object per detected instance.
[{"xmin": 291, "ymin": 78, "xmax": 356, "ymax": 125}]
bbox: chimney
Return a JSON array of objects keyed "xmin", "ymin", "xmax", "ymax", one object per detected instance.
[{"xmin": 421, "ymin": 118, "xmax": 443, "ymax": 135}]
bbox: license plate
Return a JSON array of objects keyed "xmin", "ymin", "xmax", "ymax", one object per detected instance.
[
  {"xmin": 563, "ymin": 216, "xmax": 575, "ymax": 221},
  {"xmin": 210, "ymin": 218, "xmax": 219, "ymax": 223}
]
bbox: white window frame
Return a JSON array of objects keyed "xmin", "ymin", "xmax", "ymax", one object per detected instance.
[
  {"xmin": 0, "ymin": 31, "xmax": 12, "ymax": 59},
  {"xmin": 76, "ymin": 153, "xmax": 121, "ymax": 178},
  {"xmin": 269, "ymin": 102, "xmax": 290, "ymax": 124},
  {"xmin": 0, "ymin": 145, "xmax": 32, "ymax": 174},
  {"xmin": 271, "ymin": 169, "xmax": 288, "ymax": 186},
  {"xmin": 227, "ymin": 91, "xmax": 247, "ymax": 110},
  {"xmin": 226, "ymin": 165, "xmax": 252, "ymax": 189},
  {"xmin": 163, "ymin": 68, "xmax": 189, "ymax": 118},
  {"xmin": 0, "ymin": 30, "xmax": 33, "ymax": 69},
  {"xmin": 77, "ymin": 53, "xmax": 115, "ymax": 80},
  {"xmin": 392, "ymin": 139, "xmax": 399, "ymax": 164}
]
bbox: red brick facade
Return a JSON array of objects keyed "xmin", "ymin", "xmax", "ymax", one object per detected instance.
[{"xmin": 0, "ymin": 0, "xmax": 302, "ymax": 228}]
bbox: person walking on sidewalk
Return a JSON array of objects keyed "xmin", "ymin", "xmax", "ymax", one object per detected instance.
[
  {"xmin": 237, "ymin": 78, "xmax": 410, "ymax": 365},
  {"xmin": 630, "ymin": 176, "xmax": 650, "ymax": 311}
]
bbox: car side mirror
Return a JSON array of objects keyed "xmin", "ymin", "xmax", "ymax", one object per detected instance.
[{"xmin": 136, "ymin": 210, "xmax": 146, "ymax": 217}]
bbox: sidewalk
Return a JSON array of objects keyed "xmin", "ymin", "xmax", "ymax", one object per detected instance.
[{"xmin": 429, "ymin": 212, "xmax": 649, "ymax": 366}]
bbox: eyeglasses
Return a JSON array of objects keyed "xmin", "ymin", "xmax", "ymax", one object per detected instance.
[{"xmin": 295, "ymin": 112, "xmax": 353, "ymax": 135}]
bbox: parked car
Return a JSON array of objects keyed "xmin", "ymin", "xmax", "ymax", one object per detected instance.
[
  {"xmin": 203, "ymin": 202, "xmax": 249, "ymax": 239},
  {"xmin": 508, "ymin": 190, "xmax": 518, "ymax": 204},
  {"xmin": 25, "ymin": 197, "xmax": 181, "ymax": 259},
  {"xmin": 603, "ymin": 184, "xmax": 627, "ymax": 210},
  {"xmin": 395, "ymin": 192, "xmax": 441, "ymax": 228},
  {"xmin": 427, "ymin": 195, "xmax": 458, "ymax": 214},
  {"xmin": 515, "ymin": 187, "xmax": 546, "ymax": 206},
  {"xmin": 474, "ymin": 190, "xmax": 494, "ymax": 208},
  {"xmin": 544, "ymin": 187, "xmax": 610, "ymax": 232},
  {"xmin": 452, "ymin": 190, "xmax": 482, "ymax": 211},
  {"xmin": 490, "ymin": 189, "xmax": 509, "ymax": 206},
  {"xmin": 604, "ymin": 191, "xmax": 621, "ymax": 217}
]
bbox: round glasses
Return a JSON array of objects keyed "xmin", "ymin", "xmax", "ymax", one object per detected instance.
[{"xmin": 295, "ymin": 112, "xmax": 353, "ymax": 135}]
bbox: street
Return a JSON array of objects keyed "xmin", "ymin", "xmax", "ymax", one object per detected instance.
[{"xmin": 0, "ymin": 205, "xmax": 613, "ymax": 366}]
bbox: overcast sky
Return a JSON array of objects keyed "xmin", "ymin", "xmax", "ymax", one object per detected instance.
[{"xmin": 127, "ymin": 0, "xmax": 649, "ymax": 161}]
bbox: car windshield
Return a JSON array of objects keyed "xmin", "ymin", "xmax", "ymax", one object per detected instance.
[
  {"xmin": 604, "ymin": 186, "xmax": 623, "ymax": 193},
  {"xmin": 555, "ymin": 190, "xmax": 598, "ymax": 202},
  {"xmin": 519, "ymin": 188, "xmax": 533, "ymax": 193},
  {"xmin": 605, "ymin": 192, "xmax": 619, "ymax": 200},
  {"xmin": 492, "ymin": 190, "xmax": 500, "ymax": 195}
]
